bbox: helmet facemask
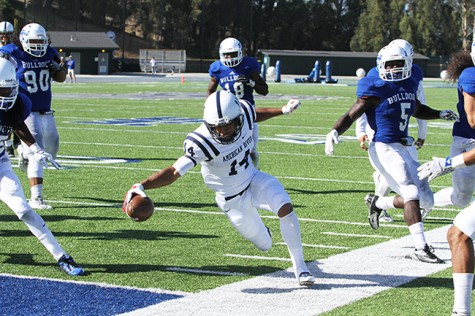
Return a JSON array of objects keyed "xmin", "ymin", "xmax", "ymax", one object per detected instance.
[
  {"xmin": 20, "ymin": 23, "xmax": 48, "ymax": 57},
  {"xmin": 219, "ymin": 37, "xmax": 243, "ymax": 67},
  {"xmin": 377, "ymin": 44, "xmax": 412, "ymax": 81},
  {"xmin": 0, "ymin": 59, "xmax": 19, "ymax": 111}
]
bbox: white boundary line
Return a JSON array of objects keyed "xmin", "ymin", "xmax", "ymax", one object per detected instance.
[{"xmin": 117, "ymin": 225, "xmax": 452, "ymax": 316}]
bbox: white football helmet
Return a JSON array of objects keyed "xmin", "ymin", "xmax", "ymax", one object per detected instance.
[
  {"xmin": 203, "ymin": 91, "xmax": 244, "ymax": 144},
  {"xmin": 377, "ymin": 43, "xmax": 412, "ymax": 81},
  {"xmin": 0, "ymin": 21, "xmax": 13, "ymax": 45},
  {"xmin": 389, "ymin": 39, "xmax": 414, "ymax": 58},
  {"xmin": 219, "ymin": 37, "xmax": 243, "ymax": 67},
  {"xmin": 0, "ymin": 58, "xmax": 19, "ymax": 111},
  {"xmin": 19, "ymin": 23, "xmax": 48, "ymax": 57}
]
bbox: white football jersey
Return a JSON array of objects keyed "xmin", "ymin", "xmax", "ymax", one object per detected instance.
[{"xmin": 173, "ymin": 100, "xmax": 257, "ymax": 197}]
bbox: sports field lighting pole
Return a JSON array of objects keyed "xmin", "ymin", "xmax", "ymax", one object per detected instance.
[{"xmin": 121, "ymin": 0, "xmax": 126, "ymax": 69}]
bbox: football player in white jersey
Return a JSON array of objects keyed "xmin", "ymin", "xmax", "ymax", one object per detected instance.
[
  {"xmin": 123, "ymin": 91, "xmax": 315, "ymax": 286},
  {"xmin": 0, "ymin": 57, "xmax": 84, "ymax": 276}
]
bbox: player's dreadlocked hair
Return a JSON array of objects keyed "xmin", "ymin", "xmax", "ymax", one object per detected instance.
[{"xmin": 446, "ymin": 51, "xmax": 474, "ymax": 83}]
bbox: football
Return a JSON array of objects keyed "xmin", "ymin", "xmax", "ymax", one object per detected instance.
[{"xmin": 126, "ymin": 194, "xmax": 154, "ymax": 222}]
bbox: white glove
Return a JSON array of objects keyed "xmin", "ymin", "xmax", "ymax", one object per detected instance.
[
  {"xmin": 29, "ymin": 143, "xmax": 61, "ymax": 170},
  {"xmin": 233, "ymin": 81, "xmax": 245, "ymax": 99},
  {"xmin": 122, "ymin": 183, "xmax": 146, "ymax": 212},
  {"xmin": 440, "ymin": 110, "xmax": 459, "ymax": 121},
  {"xmin": 325, "ymin": 129, "xmax": 339, "ymax": 155},
  {"xmin": 282, "ymin": 99, "xmax": 301, "ymax": 115},
  {"xmin": 417, "ymin": 156, "xmax": 455, "ymax": 181}
]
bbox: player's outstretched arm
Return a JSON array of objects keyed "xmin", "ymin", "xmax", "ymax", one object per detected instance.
[
  {"xmin": 207, "ymin": 77, "xmax": 219, "ymax": 96},
  {"xmin": 249, "ymin": 71, "xmax": 269, "ymax": 96},
  {"xmin": 141, "ymin": 165, "xmax": 182, "ymax": 190},
  {"xmin": 255, "ymin": 99, "xmax": 300, "ymax": 122}
]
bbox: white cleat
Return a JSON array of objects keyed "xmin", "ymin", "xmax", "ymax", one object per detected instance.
[
  {"xmin": 298, "ymin": 272, "xmax": 315, "ymax": 286},
  {"xmin": 29, "ymin": 197, "xmax": 53, "ymax": 210}
]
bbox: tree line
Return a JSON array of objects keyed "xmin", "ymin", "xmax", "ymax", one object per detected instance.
[{"xmin": 3, "ymin": 0, "xmax": 474, "ymax": 59}]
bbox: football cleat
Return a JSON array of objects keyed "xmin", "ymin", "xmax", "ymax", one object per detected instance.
[
  {"xmin": 365, "ymin": 194, "xmax": 383, "ymax": 230},
  {"xmin": 298, "ymin": 271, "xmax": 315, "ymax": 286},
  {"xmin": 405, "ymin": 244, "xmax": 444, "ymax": 264},
  {"xmin": 58, "ymin": 254, "xmax": 85, "ymax": 276},
  {"xmin": 379, "ymin": 210, "xmax": 394, "ymax": 222},
  {"xmin": 29, "ymin": 197, "xmax": 53, "ymax": 210}
]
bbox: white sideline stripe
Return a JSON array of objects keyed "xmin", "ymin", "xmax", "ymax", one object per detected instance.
[
  {"xmin": 166, "ymin": 267, "xmax": 249, "ymax": 277},
  {"xmin": 0, "ymin": 273, "xmax": 188, "ymax": 296},
  {"xmin": 275, "ymin": 242, "xmax": 350, "ymax": 250},
  {"xmin": 224, "ymin": 254, "xmax": 292, "ymax": 262},
  {"xmin": 321, "ymin": 232, "xmax": 392, "ymax": 239},
  {"xmin": 118, "ymin": 225, "xmax": 452, "ymax": 316}
]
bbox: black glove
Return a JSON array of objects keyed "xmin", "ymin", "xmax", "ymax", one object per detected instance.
[
  {"xmin": 236, "ymin": 75, "xmax": 250, "ymax": 85},
  {"xmin": 236, "ymin": 75, "xmax": 255, "ymax": 87},
  {"xmin": 46, "ymin": 60, "xmax": 62, "ymax": 73}
]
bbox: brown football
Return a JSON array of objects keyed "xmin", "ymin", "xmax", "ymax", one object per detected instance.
[{"xmin": 126, "ymin": 195, "xmax": 154, "ymax": 222}]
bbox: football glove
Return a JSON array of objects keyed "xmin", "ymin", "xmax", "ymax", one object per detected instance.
[
  {"xmin": 29, "ymin": 143, "xmax": 61, "ymax": 170},
  {"xmin": 417, "ymin": 156, "xmax": 455, "ymax": 181},
  {"xmin": 122, "ymin": 183, "xmax": 146, "ymax": 212},
  {"xmin": 325, "ymin": 129, "xmax": 339, "ymax": 156},
  {"xmin": 415, "ymin": 138, "xmax": 425, "ymax": 150},
  {"xmin": 439, "ymin": 110, "xmax": 459, "ymax": 121},
  {"xmin": 236, "ymin": 75, "xmax": 255, "ymax": 87},
  {"xmin": 233, "ymin": 81, "xmax": 245, "ymax": 99},
  {"xmin": 46, "ymin": 60, "xmax": 62, "ymax": 74},
  {"xmin": 282, "ymin": 99, "xmax": 301, "ymax": 115}
]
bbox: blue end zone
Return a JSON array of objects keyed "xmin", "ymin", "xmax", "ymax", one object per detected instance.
[{"xmin": 0, "ymin": 275, "xmax": 184, "ymax": 315}]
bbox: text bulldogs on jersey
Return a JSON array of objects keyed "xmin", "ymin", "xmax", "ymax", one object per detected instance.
[
  {"xmin": 20, "ymin": 60, "xmax": 49, "ymax": 69},
  {"xmin": 387, "ymin": 92, "xmax": 416, "ymax": 104}
]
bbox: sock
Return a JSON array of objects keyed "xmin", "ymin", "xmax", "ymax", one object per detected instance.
[
  {"xmin": 280, "ymin": 211, "xmax": 308, "ymax": 278},
  {"xmin": 31, "ymin": 184, "xmax": 43, "ymax": 199},
  {"xmin": 408, "ymin": 222, "xmax": 427, "ymax": 249},
  {"xmin": 21, "ymin": 210, "xmax": 64, "ymax": 260},
  {"xmin": 375, "ymin": 196, "xmax": 395, "ymax": 210},
  {"xmin": 453, "ymin": 273, "xmax": 474, "ymax": 315}
]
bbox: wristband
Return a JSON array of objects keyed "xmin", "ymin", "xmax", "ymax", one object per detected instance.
[
  {"xmin": 29, "ymin": 143, "xmax": 41, "ymax": 153},
  {"xmin": 448, "ymin": 154, "xmax": 466, "ymax": 170},
  {"xmin": 249, "ymin": 80, "xmax": 255, "ymax": 88}
]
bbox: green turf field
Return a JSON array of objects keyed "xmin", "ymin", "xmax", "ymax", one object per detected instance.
[{"xmin": 1, "ymin": 77, "xmax": 470, "ymax": 315}]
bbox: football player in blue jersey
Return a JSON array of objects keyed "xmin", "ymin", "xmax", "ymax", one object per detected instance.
[
  {"xmin": 325, "ymin": 42, "xmax": 458, "ymax": 264},
  {"xmin": 417, "ymin": 46, "xmax": 475, "ymax": 315},
  {"xmin": 207, "ymin": 37, "xmax": 269, "ymax": 169},
  {"xmin": 355, "ymin": 40, "xmax": 430, "ymax": 223},
  {"xmin": 427, "ymin": 44, "xmax": 475, "ymax": 214},
  {"xmin": 0, "ymin": 23, "xmax": 67, "ymax": 210},
  {"xmin": 0, "ymin": 57, "xmax": 84, "ymax": 276},
  {"xmin": 123, "ymin": 91, "xmax": 315, "ymax": 286}
]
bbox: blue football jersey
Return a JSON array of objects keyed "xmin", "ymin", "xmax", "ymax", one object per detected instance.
[
  {"xmin": 357, "ymin": 71, "xmax": 422, "ymax": 143},
  {"xmin": 453, "ymin": 67, "xmax": 475, "ymax": 138},
  {"xmin": 209, "ymin": 57, "xmax": 261, "ymax": 104},
  {"xmin": 0, "ymin": 44, "xmax": 60, "ymax": 112}
]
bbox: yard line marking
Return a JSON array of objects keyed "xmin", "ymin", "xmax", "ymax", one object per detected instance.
[
  {"xmin": 275, "ymin": 242, "xmax": 351, "ymax": 250},
  {"xmin": 321, "ymin": 232, "xmax": 393, "ymax": 239},
  {"xmin": 166, "ymin": 267, "xmax": 249, "ymax": 277},
  {"xmin": 224, "ymin": 254, "xmax": 292, "ymax": 262}
]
